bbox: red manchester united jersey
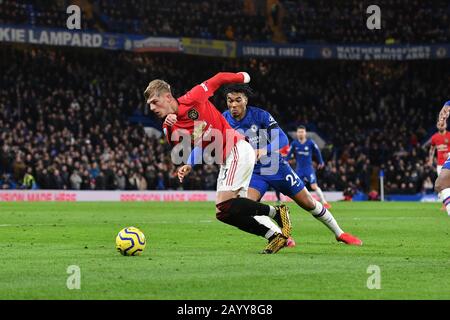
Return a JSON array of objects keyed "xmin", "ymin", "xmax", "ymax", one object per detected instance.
[
  {"xmin": 431, "ymin": 131, "xmax": 450, "ymax": 165},
  {"xmin": 163, "ymin": 73, "xmax": 246, "ymax": 163}
]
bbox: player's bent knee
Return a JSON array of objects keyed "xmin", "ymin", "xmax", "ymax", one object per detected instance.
[
  {"xmin": 435, "ymin": 170, "xmax": 450, "ymax": 193},
  {"xmin": 216, "ymin": 199, "xmax": 234, "ymax": 222},
  {"xmin": 305, "ymin": 198, "xmax": 316, "ymax": 210},
  {"xmin": 297, "ymin": 195, "xmax": 315, "ymax": 210},
  {"xmin": 247, "ymin": 188, "xmax": 262, "ymax": 202},
  {"xmin": 435, "ymin": 179, "xmax": 443, "ymax": 194},
  {"xmin": 435, "ymin": 177, "xmax": 446, "ymax": 193}
]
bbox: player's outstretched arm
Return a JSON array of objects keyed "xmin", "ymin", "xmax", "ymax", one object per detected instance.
[
  {"xmin": 257, "ymin": 110, "xmax": 289, "ymax": 157},
  {"xmin": 428, "ymin": 144, "xmax": 436, "ymax": 166},
  {"xmin": 437, "ymin": 102, "xmax": 450, "ymax": 127},
  {"xmin": 177, "ymin": 146, "xmax": 202, "ymax": 182},
  {"xmin": 285, "ymin": 143, "xmax": 295, "ymax": 160},
  {"xmin": 265, "ymin": 126, "xmax": 289, "ymax": 154},
  {"xmin": 186, "ymin": 72, "xmax": 250, "ymax": 103},
  {"xmin": 204, "ymin": 72, "xmax": 250, "ymax": 94},
  {"xmin": 256, "ymin": 126, "xmax": 289, "ymax": 160},
  {"xmin": 312, "ymin": 141, "xmax": 325, "ymax": 169}
]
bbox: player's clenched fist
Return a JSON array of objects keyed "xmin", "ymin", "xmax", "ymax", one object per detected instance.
[
  {"xmin": 238, "ymin": 72, "xmax": 251, "ymax": 83},
  {"xmin": 177, "ymin": 164, "xmax": 192, "ymax": 182}
]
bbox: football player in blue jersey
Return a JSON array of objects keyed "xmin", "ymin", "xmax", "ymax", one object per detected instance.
[
  {"xmin": 221, "ymin": 84, "xmax": 361, "ymax": 246},
  {"xmin": 286, "ymin": 126, "xmax": 330, "ymax": 209}
]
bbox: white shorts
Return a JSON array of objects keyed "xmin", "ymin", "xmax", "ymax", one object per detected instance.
[
  {"xmin": 217, "ymin": 140, "xmax": 256, "ymax": 197},
  {"xmin": 438, "ymin": 165, "xmax": 443, "ymax": 176}
]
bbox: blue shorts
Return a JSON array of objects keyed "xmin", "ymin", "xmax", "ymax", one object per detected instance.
[
  {"xmin": 250, "ymin": 162, "xmax": 305, "ymax": 198},
  {"xmin": 296, "ymin": 168, "xmax": 317, "ymax": 185}
]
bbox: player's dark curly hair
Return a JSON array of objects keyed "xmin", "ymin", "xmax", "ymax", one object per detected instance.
[{"xmin": 222, "ymin": 83, "xmax": 255, "ymax": 98}]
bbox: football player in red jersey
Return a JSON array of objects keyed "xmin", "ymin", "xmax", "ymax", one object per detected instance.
[
  {"xmin": 144, "ymin": 72, "xmax": 292, "ymax": 253},
  {"xmin": 429, "ymin": 121, "xmax": 450, "ymax": 176},
  {"xmin": 434, "ymin": 101, "xmax": 450, "ymax": 215}
]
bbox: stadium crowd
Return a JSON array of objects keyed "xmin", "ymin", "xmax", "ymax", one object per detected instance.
[
  {"xmin": 0, "ymin": 46, "xmax": 219, "ymax": 191},
  {"xmin": 0, "ymin": 0, "xmax": 449, "ymax": 44},
  {"xmin": 282, "ymin": 0, "xmax": 450, "ymax": 44},
  {"xmin": 0, "ymin": 45, "xmax": 448, "ymax": 195}
]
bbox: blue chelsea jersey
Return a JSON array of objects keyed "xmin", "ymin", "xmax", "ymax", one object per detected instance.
[
  {"xmin": 287, "ymin": 139, "xmax": 324, "ymax": 172},
  {"xmin": 222, "ymin": 106, "xmax": 287, "ymax": 174}
]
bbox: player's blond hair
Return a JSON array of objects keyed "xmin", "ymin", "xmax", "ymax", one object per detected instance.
[{"xmin": 144, "ymin": 79, "xmax": 171, "ymax": 100}]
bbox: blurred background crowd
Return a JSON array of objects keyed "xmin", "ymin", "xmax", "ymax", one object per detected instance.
[
  {"xmin": 1, "ymin": 0, "xmax": 449, "ymax": 44},
  {"xmin": 1, "ymin": 46, "xmax": 447, "ymax": 195},
  {"xmin": 0, "ymin": 0, "xmax": 449, "ymax": 196}
]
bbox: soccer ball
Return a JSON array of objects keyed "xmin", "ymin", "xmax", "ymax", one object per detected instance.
[{"xmin": 116, "ymin": 227, "xmax": 146, "ymax": 256}]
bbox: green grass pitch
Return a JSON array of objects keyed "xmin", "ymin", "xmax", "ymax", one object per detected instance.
[{"xmin": 1, "ymin": 201, "xmax": 450, "ymax": 300}]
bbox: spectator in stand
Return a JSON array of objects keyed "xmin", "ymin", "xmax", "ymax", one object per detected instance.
[
  {"xmin": 22, "ymin": 167, "xmax": 35, "ymax": 189},
  {"xmin": 70, "ymin": 170, "xmax": 82, "ymax": 190},
  {"xmin": 115, "ymin": 169, "xmax": 127, "ymax": 190}
]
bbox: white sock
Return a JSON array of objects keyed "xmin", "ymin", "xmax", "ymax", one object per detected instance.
[
  {"xmin": 309, "ymin": 200, "xmax": 344, "ymax": 237},
  {"xmin": 264, "ymin": 228, "xmax": 276, "ymax": 240},
  {"xmin": 268, "ymin": 206, "xmax": 277, "ymax": 218},
  {"xmin": 254, "ymin": 215, "xmax": 281, "ymax": 239},
  {"xmin": 439, "ymin": 188, "xmax": 450, "ymax": 216},
  {"xmin": 315, "ymin": 187, "xmax": 327, "ymax": 204}
]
